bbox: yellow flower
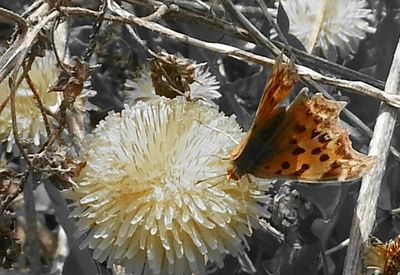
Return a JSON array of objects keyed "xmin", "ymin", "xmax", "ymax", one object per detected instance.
[
  {"xmin": 0, "ymin": 51, "xmax": 61, "ymax": 152},
  {"xmin": 64, "ymin": 98, "xmax": 269, "ymax": 274}
]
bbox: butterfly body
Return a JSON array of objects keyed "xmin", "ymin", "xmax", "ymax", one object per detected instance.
[{"xmin": 228, "ymin": 58, "xmax": 374, "ymax": 183}]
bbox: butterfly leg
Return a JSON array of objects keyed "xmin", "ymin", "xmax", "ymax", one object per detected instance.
[
  {"xmin": 194, "ymin": 118, "xmax": 240, "ymax": 145},
  {"xmin": 243, "ymin": 174, "xmax": 254, "ymax": 234}
]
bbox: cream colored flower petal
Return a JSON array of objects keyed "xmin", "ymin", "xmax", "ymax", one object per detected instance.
[
  {"xmin": 276, "ymin": 0, "xmax": 376, "ymax": 59},
  {"xmin": 0, "ymin": 51, "xmax": 61, "ymax": 152},
  {"xmin": 66, "ymin": 97, "xmax": 269, "ymax": 275}
]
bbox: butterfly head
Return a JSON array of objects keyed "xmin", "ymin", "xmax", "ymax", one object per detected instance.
[{"xmin": 227, "ymin": 165, "xmax": 241, "ymax": 181}]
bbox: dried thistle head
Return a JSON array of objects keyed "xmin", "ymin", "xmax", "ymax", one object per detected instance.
[
  {"xmin": 364, "ymin": 235, "xmax": 400, "ymax": 274},
  {"xmin": 125, "ymin": 55, "xmax": 220, "ymax": 106},
  {"xmin": 30, "ymin": 145, "xmax": 86, "ymax": 189},
  {"xmin": 149, "ymin": 51, "xmax": 196, "ymax": 99}
]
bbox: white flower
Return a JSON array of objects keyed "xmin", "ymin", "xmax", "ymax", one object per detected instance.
[
  {"xmin": 124, "ymin": 63, "xmax": 221, "ymax": 106},
  {"xmin": 277, "ymin": 0, "xmax": 376, "ymax": 58},
  {"xmin": 64, "ymin": 98, "xmax": 269, "ymax": 275},
  {"xmin": 0, "ymin": 51, "xmax": 61, "ymax": 152}
]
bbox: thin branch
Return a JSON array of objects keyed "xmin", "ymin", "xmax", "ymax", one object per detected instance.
[
  {"xmin": 325, "ymin": 238, "xmax": 349, "ymax": 256},
  {"xmin": 0, "ymin": 93, "xmax": 10, "ymax": 116},
  {"xmin": 123, "ymin": 0, "xmax": 275, "ymax": 18},
  {"xmin": 124, "ymin": 24, "xmax": 149, "ymax": 51},
  {"xmin": 140, "ymin": 3, "xmax": 172, "ymax": 21},
  {"xmin": 0, "ymin": 7, "xmax": 59, "ymax": 85},
  {"xmin": 343, "ymin": 37, "xmax": 400, "ymax": 275},
  {"xmin": 104, "ymin": 1, "xmax": 400, "ymax": 107},
  {"xmin": 20, "ymin": 0, "xmax": 43, "ymax": 17},
  {"xmin": 219, "ymin": 0, "xmax": 281, "ymax": 57},
  {"xmin": 297, "ymin": 66, "xmax": 400, "ymax": 108},
  {"xmin": 9, "ymin": 62, "xmax": 34, "ymax": 167},
  {"xmin": 0, "ymin": 7, "xmax": 28, "ymax": 30},
  {"xmin": 83, "ymin": 0, "xmax": 107, "ymax": 63},
  {"xmin": 255, "ymin": 0, "xmax": 289, "ymax": 46},
  {"xmin": 25, "ymin": 73, "xmax": 51, "ymax": 136}
]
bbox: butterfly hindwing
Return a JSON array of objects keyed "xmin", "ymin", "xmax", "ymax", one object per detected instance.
[{"xmin": 249, "ymin": 90, "xmax": 374, "ymax": 182}]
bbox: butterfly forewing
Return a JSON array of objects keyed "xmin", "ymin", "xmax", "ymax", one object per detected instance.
[
  {"xmin": 229, "ymin": 58, "xmax": 298, "ymax": 178},
  {"xmin": 250, "ymin": 91, "xmax": 374, "ymax": 182}
]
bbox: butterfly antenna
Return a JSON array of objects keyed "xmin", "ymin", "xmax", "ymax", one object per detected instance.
[
  {"xmin": 194, "ymin": 119, "xmax": 240, "ymax": 145},
  {"xmin": 243, "ymin": 174, "xmax": 253, "ymax": 234}
]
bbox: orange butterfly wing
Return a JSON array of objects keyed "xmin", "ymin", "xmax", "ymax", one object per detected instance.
[
  {"xmin": 229, "ymin": 59, "xmax": 374, "ymax": 182},
  {"xmin": 229, "ymin": 58, "xmax": 298, "ymax": 169}
]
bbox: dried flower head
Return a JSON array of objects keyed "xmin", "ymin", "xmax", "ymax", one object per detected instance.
[
  {"xmin": 124, "ymin": 60, "xmax": 220, "ymax": 106},
  {"xmin": 0, "ymin": 51, "xmax": 61, "ymax": 152},
  {"xmin": 364, "ymin": 235, "xmax": 400, "ymax": 274},
  {"xmin": 277, "ymin": 0, "xmax": 376, "ymax": 58},
  {"xmin": 64, "ymin": 98, "xmax": 269, "ymax": 274}
]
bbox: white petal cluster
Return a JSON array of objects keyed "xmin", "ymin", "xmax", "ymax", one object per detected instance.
[
  {"xmin": 0, "ymin": 51, "xmax": 61, "ymax": 152},
  {"xmin": 124, "ymin": 64, "xmax": 221, "ymax": 106},
  {"xmin": 65, "ymin": 98, "xmax": 269, "ymax": 275},
  {"xmin": 278, "ymin": 0, "xmax": 376, "ymax": 58}
]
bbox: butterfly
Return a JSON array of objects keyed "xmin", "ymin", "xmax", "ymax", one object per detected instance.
[{"xmin": 227, "ymin": 58, "xmax": 374, "ymax": 182}]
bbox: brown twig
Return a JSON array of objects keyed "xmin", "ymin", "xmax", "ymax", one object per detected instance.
[
  {"xmin": 0, "ymin": 7, "xmax": 59, "ymax": 85},
  {"xmin": 25, "ymin": 73, "xmax": 51, "ymax": 136},
  {"xmin": 0, "ymin": 7, "xmax": 28, "ymax": 31},
  {"xmin": 343, "ymin": 37, "xmax": 400, "ymax": 275},
  {"xmin": 9, "ymin": 63, "xmax": 34, "ymax": 167},
  {"xmin": 0, "ymin": 93, "xmax": 10, "ymax": 116},
  {"xmin": 140, "ymin": 3, "xmax": 172, "ymax": 21},
  {"xmin": 255, "ymin": 0, "xmax": 288, "ymax": 45},
  {"xmin": 83, "ymin": 0, "xmax": 107, "ymax": 63}
]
